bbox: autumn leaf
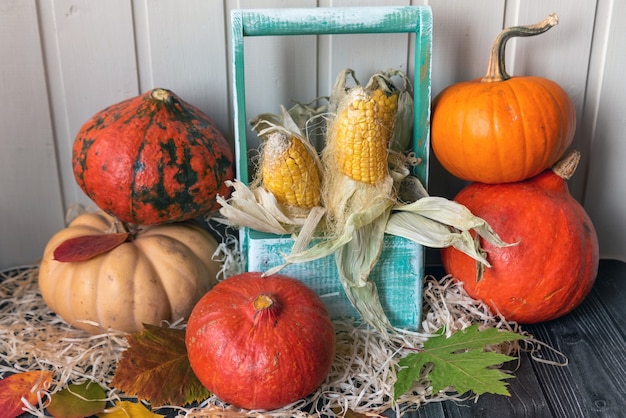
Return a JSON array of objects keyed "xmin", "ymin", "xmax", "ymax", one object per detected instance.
[
  {"xmin": 394, "ymin": 324, "xmax": 526, "ymax": 399},
  {"xmin": 332, "ymin": 407, "xmax": 373, "ymax": 418},
  {"xmin": 53, "ymin": 232, "xmax": 130, "ymax": 262},
  {"xmin": 111, "ymin": 324, "xmax": 210, "ymax": 407},
  {"xmin": 0, "ymin": 370, "xmax": 53, "ymax": 418},
  {"xmin": 47, "ymin": 381, "xmax": 106, "ymax": 418},
  {"xmin": 96, "ymin": 401, "xmax": 164, "ymax": 418}
]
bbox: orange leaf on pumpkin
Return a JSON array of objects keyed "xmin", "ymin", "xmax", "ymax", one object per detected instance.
[
  {"xmin": 0, "ymin": 370, "xmax": 54, "ymax": 418},
  {"xmin": 53, "ymin": 232, "xmax": 130, "ymax": 262}
]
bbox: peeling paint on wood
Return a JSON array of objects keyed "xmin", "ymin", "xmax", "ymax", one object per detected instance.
[{"xmin": 248, "ymin": 233, "xmax": 424, "ymax": 329}]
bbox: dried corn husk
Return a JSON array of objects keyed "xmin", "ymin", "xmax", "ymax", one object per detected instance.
[
  {"xmin": 214, "ymin": 107, "xmax": 326, "ymax": 238},
  {"xmin": 386, "ymin": 197, "xmax": 516, "ymax": 265},
  {"xmin": 214, "ymin": 179, "xmax": 324, "ymax": 235},
  {"xmin": 312, "ymin": 69, "xmax": 416, "ymax": 333}
]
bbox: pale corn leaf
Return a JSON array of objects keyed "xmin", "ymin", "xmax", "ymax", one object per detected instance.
[
  {"xmin": 214, "ymin": 180, "xmax": 297, "ymax": 235},
  {"xmin": 286, "ymin": 100, "xmax": 329, "ymax": 146},
  {"xmin": 385, "ymin": 211, "xmax": 491, "ymax": 266},
  {"xmin": 393, "ymin": 196, "xmax": 483, "ymax": 228},
  {"xmin": 328, "ymin": 68, "xmax": 359, "ymax": 113},
  {"xmin": 450, "ymin": 230, "xmax": 493, "ymax": 267},
  {"xmin": 215, "ymin": 198, "xmax": 289, "ymax": 235},
  {"xmin": 291, "ymin": 206, "xmax": 327, "ymax": 254},
  {"xmin": 263, "ymin": 206, "xmax": 327, "ymax": 276},
  {"xmin": 389, "ymin": 91, "xmax": 414, "ymax": 152},
  {"xmin": 251, "ymin": 106, "xmax": 303, "ymax": 138},
  {"xmin": 393, "ymin": 197, "xmax": 512, "ymax": 247},
  {"xmin": 281, "ymin": 233, "xmax": 351, "ymax": 265},
  {"xmin": 343, "ymin": 197, "xmax": 395, "ymax": 230},
  {"xmin": 252, "ymin": 186, "xmax": 305, "ymax": 226},
  {"xmin": 385, "ymin": 211, "xmax": 458, "ymax": 248},
  {"xmin": 338, "ymin": 274, "xmax": 393, "ymax": 334},
  {"xmin": 335, "ymin": 205, "xmax": 390, "ymax": 287},
  {"xmin": 279, "ymin": 197, "xmax": 394, "ymax": 267},
  {"xmin": 279, "ymin": 105, "xmax": 302, "ymax": 134},
  {"xmin": 334, "ymin": 206, "xmax": 394, "ymax": 333}
]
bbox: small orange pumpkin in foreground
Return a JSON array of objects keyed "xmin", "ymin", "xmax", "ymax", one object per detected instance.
[
  {"xmin": 39, "ymin": 211, "xmax": 222, "ymax": 334},
  {"xmin": 72, "ymin": 88, "xmax": 234, "ymax": 225},
  {"xmin": 441, "ymin": 151, "xmax": 599, "ymax": 323},
  {"xmin": 186, "ymin": 272, "xmax": 336, "ymax": 411},
  {"xmin": 431, "ymin": 14, "xmax": 576, "ymax": 184}
]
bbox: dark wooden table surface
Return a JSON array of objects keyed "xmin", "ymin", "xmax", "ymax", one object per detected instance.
[{"xmin": 402, "ymin": 259, "xmax": 626, "ymax": 418}]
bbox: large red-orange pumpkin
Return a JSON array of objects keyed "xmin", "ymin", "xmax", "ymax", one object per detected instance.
[
  {"xmin": 185, "ymin": 272, "xmax": 336, "ymax": 411},
  {"xmin": 431, "ymin": 14, "xmax": 576, "ymax": 184},
  {"xmin": 441, "ymin": 151, "xmax": 599, "ymax": 323},
  {"xmin": 73, "ymin": 88, "xmax": 234, "ymax": 225}
]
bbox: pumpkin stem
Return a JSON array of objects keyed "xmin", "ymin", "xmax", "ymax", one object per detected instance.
[
  {"xmin": 552, "ymin": 149, "xmax": 580, "ymax": 180},
  {"xmin": 252, "ymin": 294, "xmax": 280, "ymax": 326},
  {"xmin": 253, "ymin": 294, "xmax": 274, "ymax": 311},
  {"xmin": 482, "ymin": 13, "xmax": 559, "ymax": 83},
  {"xmin": 110, "ymin": 218, "xmax": 141, "ymax": 241},
  {"xmin": 151, "ymin": 88, "xmax": 172, "ymax": 103}
]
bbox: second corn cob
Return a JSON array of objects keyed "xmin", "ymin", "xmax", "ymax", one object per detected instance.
[
  {"xmin": 331, "ymin": 86, "xmax": 399, "ymax": 185},
  {"xmin": 260, "ymin": 130, "xmax": 322, "ymax": 209}
]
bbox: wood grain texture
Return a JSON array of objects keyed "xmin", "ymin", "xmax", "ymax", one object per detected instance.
[
  {"xmin": 399, "ymin": 260, "xmax": 626, "ymax": 418},
  {"xmin": 426, "ymin": 0, "xmax": 506, "ymax": 199},
  {"xmin": 38, "ymin": 0, "xmax": 139, "ymax": 210},
  {"xmin": 317, "ymin": 0, "xmax": 412, "ymax": 99},
  {"xmin": 524, "ymin": 292, "xmax": 626, "ymax": 417},
  {"xmin": 583, "ymin": 0, "xmax": 626, "ymax": 262},
  {"xmin": 0, "ymin": 0, "xmax": 624, "ymax": 286},
  {"xmin": 505, "ymin": 0, "xmax": 598, "ymax": 204},
  {"xmin": 133, "ymin": 0, "xmax": 231, "ymax": 136},
  {"xmin": 247, "ymin": 233, "xmax": 424, "ymax": 329},
  {"xmin": 228, "ymin": 0, "xmax": 319, "ymax": 178},
  {"xmin": 0, "ymin": 0, "xmax": 65, "ymax": 269},
  {"xmin": 440, "ymin": 353, "xmax": 551, "ymax": 417}
]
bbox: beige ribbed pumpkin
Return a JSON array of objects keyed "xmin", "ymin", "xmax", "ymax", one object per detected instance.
[{"xmin": 39, "ymin": 211, "xmax": 222, "ymax": 334}]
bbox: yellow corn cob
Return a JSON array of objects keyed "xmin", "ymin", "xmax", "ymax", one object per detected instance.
[
  {"xmin": 261, "ymin": 131, "xmax": 321, "ymax": 208},
  {"xmin": 332, "ymin": 87, "xmax": 399, "ymax": 184}
]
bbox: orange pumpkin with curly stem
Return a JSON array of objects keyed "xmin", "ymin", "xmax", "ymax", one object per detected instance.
[{"xmin": 431, "ymin": 14, "xmax": 576, "ymax": 184}]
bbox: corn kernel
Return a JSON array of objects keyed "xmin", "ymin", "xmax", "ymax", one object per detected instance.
[{"xmin": 261, "ymin": 132, "xmax": 321, "ymax": 208}]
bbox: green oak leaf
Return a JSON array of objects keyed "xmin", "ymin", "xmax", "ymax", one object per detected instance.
[{"xmin": 394, "ymin": 324, "xmax": 526, "ymax": 399}]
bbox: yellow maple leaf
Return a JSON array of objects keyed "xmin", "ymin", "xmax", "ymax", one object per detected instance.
[{"xmin": 96, "ymin": 400, "xmax": 164, "ymax": 418}]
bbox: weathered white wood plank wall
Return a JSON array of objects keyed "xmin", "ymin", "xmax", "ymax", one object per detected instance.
[{"xmin": 1, "ymin": 0, "xmax": 623, "ymax": 269}]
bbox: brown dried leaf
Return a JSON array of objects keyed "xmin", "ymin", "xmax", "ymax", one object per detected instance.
[
  {"xmin": 53, "ymin": 232, "xmax": 130, "ymax": 262},
  {"xmin": 111, "ymin": 324, "xmax": 210, "ymax": 407},
  {"xmin": 332, "ymin": 408, "xmax": 380, "ymax": 418},
  {"xmin": 0, "ymin": 370, "xmax": 53, "ymax": 418}
]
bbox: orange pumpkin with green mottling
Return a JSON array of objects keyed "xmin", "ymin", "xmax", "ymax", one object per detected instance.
[{"xmin": 72, "ymin": 88, "xmax": 234, "ymax": 225}]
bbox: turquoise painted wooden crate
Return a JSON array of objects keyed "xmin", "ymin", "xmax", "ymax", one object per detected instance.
[{"xmin": 230, "ymin": 6, "xmax": 432, "ymax": 330}]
